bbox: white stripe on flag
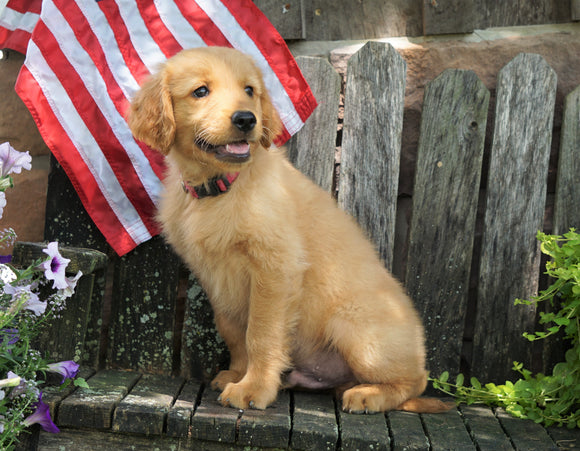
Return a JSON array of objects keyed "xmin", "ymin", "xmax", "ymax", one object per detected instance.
[
  {"xmin": 0, "ymin": 5, "xmax": 38, "ymax": 32},
  {"xmin": 42, "ymin": 0, "xmax": 162, "ymax": 206},
  {"xmin": 196, "ymin": 0, "xmax": 304, "ymax": 135},
  {"xmin": 116, "ymin": 0, "xmax": 166, "ymax": 74},
  {"xmin": 76, "ymin": 1, "xmax": 141, "ymax": 100},
  {"xmin": 154, "ymin": 0, "xmax": 206, "ymax": 50},
  {"xmin": 25, "ymin": 40, "xmax": 153, "ymax": 243}
]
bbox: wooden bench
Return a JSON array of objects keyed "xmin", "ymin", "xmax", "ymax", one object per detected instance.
[{"xmin": 13, "ymin": 41, "xmax": 580, "ymax": 449}]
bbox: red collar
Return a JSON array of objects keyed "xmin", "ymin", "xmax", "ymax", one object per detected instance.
[{"xmin": 181, "ymin": 172, "xmax": 239, "ymax": 199}]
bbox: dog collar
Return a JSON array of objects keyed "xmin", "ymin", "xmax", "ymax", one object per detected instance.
[{"xmin": 181, "ymin": 172, "xmax": 239, "ymax": 199}]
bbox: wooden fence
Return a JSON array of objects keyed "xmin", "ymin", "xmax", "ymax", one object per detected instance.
[{"xmin": 28, "ymin": 41, "xmax": 580, "ymax": 388}]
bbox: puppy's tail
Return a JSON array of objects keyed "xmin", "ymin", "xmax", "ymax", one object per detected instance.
[{"xmin": 396, "ymin": 397, "xmax": 455, "ymax": 413}]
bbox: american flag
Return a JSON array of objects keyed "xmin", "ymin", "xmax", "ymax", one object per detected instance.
[{"xmin": 0, "ymin": 0, "xmax": 317, "ymax": 255}]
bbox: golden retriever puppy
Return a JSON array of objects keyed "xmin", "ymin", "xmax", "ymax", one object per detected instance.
[{"xmin": 128, "ymin": 47, "xmax": 449, "ymax": 413}]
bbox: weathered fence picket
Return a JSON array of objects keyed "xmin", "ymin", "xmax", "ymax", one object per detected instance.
[
  {"xmin": 15, "ymin": 42, "xmax": 580, "ymax": 449},
  {"xmin": 405, "ymin": 69, "xmax": 490, "ymax": 379},
  {"xmin": 472, "ymin": 53, "xmax": 557, "ymax": 383},
  {"xmin": 338, "ymin": 41, "xmax": 406, "ymax": 270},
  {"xmin": 554, "ymin": 85, "xmax": 580, "ymax": 235},
  {"xmin": 286, "ymin": 55, "xmax": 341, "ymax": 193}
]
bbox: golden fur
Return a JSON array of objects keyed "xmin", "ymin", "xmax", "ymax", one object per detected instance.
[{"xmin": 128, "ymin": 47, "xmax": 450, "ymax": 413}]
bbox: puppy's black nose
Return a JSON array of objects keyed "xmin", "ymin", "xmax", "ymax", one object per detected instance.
[{"xmin": 232, "ymin": 111, "xmax": 256, "ymax": 133}]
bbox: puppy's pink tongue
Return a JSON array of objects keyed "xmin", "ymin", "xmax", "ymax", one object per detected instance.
[{"xmin": 226, "ymin": 142, "xmax": 249, "ymax": 154}]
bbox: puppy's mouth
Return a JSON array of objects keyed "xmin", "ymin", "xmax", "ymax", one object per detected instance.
[{"xmin": 195, "ymin": 138, "xmax": 251, "ymax": 163}]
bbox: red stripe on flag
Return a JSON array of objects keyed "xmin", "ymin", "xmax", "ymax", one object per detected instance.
[
  {"xmin": 0, "ymin": 28, "xmax": 31, "ymax": 54},
  {"xmin": 32, "ymin": 20, "xmax": 160, "ymax": 235},
  {"xmin": 16, "ymin": 65, "xmax": 140, "ymax": 255},
  {"xmin": 96, "ymin": 0, "xmax": 151, "ymax": 85},
  {"xmin": 173, "ymin": 1, "xmax": 231, "ymax": 47},
  {"xmin": 4, "ymin": 0, "xmax": 41, "ymax": 15},
  {"xmin": 136, "ymin": 0, "xmax": 183, "ymax": 58}
]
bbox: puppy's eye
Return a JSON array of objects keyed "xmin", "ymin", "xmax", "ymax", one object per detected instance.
[
  {"xmin": 244, "ymin": 86, "xmax": 254, "ymax": 97},
  {"xmin": 192, "ymin": 86, "xmax": 209, "ymax": 98}
]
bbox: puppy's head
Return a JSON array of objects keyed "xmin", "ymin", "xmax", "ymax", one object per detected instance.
[{"xmin": 128, "ymin": 47, "xmax": 282, "ymax": 170}]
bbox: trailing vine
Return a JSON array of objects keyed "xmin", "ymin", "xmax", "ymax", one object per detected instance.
[{"xmin": 431, "ymin": 229, "xmax": 580, "ymax": 428}]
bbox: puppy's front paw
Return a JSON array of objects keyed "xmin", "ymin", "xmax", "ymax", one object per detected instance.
[
  {"xmin": 218, "ymin": 380, "xmax": 277, "ymax": 410},
  {"xmin": 211, "ymin": 370, "xmax": 243, "ymax": 391}
]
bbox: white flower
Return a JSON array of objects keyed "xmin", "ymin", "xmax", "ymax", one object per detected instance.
[
  {"xmin": 0, "ymin": 264, "xmax": 16, "ymax": 284},
  {"xmin": 0, "ymin": 142, "xmax": 32, "ymax": 177},
  {"xmin": 0, "ymin": 192, "xmax": 5, "ymax": 220},
  {"xmin": 59, "ymin": 271, "xmax": 82, "ymax": 299},
  {"xmin": 41, "ymin": 242, "xmax": 70, "ymax": 290},
  {"xmin": 3, "ymin": 284, "xmax": 46, "ymax": 316}
]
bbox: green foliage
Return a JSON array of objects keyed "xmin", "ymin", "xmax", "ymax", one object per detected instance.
[{"xmin": 431, "ymin": 229, "xmax": 580, "ymax": 428}]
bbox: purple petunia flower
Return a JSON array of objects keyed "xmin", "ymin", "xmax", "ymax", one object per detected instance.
[
  {"xmin": 41, "ymin": 242, "xmax": 70, "ymax": 290},
  {"xmin": 59, "ymin": 271, "xmax": 83, "ymax": 299},
  {"xmin": 23, "ymin": 393, "xmax": 59, "ymax": 433},
  {"xmin": 46, "ymin": 361, "xmax": 79, "ymax": 384},
  {"xmin": 0, "ymin": 142, "xmax": 32, "ymax": 178},
  {"xmin": 1, "ymin": 329, "xmax": 19, "ymax": 346}
]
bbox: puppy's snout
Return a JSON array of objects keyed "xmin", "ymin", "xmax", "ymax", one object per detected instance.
[{"xmin": 232, "ymin": 111, "xmax": 257, "ymax": 133}]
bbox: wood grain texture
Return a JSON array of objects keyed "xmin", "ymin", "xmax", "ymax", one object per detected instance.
[
  {"xmin": 472, "ymin": 53, "xmax": 557, "ymax": 383},
  {"xmin": 423, "ymin": 0, "xmax": 475, "ymax": 35},
  {"xmin": 107, "ymin": 236, "xmax": 180, "ymax": 374},
  {"xmin": 338, "ymin": 41, "xmax": 406, "ymax": 270},
  {"xmin": 496, "ymin": 409, "xmax": 559, "ymax": 451},
  {"xmin": 338, "ymin": 409, "xmax": 390, "ymax": 450},
  {"xmin": 387, "ymin": 411, "xmax": 429, "ymax": 450},
  {"xmin": 58, "ymin": 370, "xmax": 140, "ymax": 429},
  {"xmin": 472, "ymin": 0, "xmax": 572, "ymax": 27},
  {"xmin": 302, "ymin": 0, "xmax": 423, "ymax": 40},
  {"xmin": 12, "ymin": 242, "xmax": 108, "ymax": 363},
  {"xmin": 291, "ymin": 392, "xmax": 338, "ymax": 451},
  {"xmin": 166, "ymin": 379, "xmax": 202, "ymax": 438},
  {"xmin": 405, "ymin": 69, "xmax": 489, "ymax": 378},
  {"xmin": 181, "ymin": 273, "xmax": 229, "ymax": 380},
  {"xmin": 190, "ymin": 386, "xmax": 239, "ymax": 444},
  {"xmin": 253, "ymin": 0, "xmax": 304, "ymax": 39},
  {"xmin": 553, "ymin": 85, "xmax": 580, "ymax": 234},
  {"xmin": 112, "ymin": 374, "xmax": 185, "ymax": 435},
  {"xmin": 422, "ymin": 408, "xmax": 475, "ymax": 450},
  {"xmin": 237, "ymin": 390, "xmax": 291, "ymax": 448},
  {"xmin": 286, "ymin": 56, "xmax": 341, "ymax": 193},
  {"xmin": 460, "ymin": 405, "xmax": 513, "ymax": 451},
  {"xmin": 574, "ymin": 0, "xmax": 580, "ymax": 20}
]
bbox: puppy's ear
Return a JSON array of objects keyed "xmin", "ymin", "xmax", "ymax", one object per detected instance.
[
  {"xmin": 127, "ymin": 71, "xmax": 175, "ymax": 155},
  {"xmin": 260, "ymin": 89, "xmax": 283, "ymax": 148}
]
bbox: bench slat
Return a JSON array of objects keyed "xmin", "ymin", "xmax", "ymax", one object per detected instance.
[
  {"xmin": 387, "ymin": 411, "xmax": 429, "ymax": 450},
  {"xmin": 422, "ymin": 408, "xmax": 476, "ymax": 450},
  {"xmin": 473, "ymin": 53, "xmax": 557, "ymax": 383},
  {"xmin": 554, "ymin": 84, "xmax": 580, "ymax": 234},
  {"xmin": 405, "ymin": 69, "xmax": 489, "ymax": 378},
  {"xmin": 496, "ymin": 408, "xmax": 559, "ymax": 451},
  {"xmin": 190, "ymin": 386, "xmax": 239, "ymax": 444},
  {"xmin": 237, "ymin": 390, "xmax": 291, "ymax": 448},
  {"xmin": 338, "ymin": 41, "xmax": 406, "ymax": 270},
  {"xmin": 167, "ymin": 379, "xmax": 202, "ymax": 437},
  {"xmin": 338, "ymin": 409, "xmax": 390, "ymax": 450},
  {"xmin": 112, "ymin": 373, "xmax": 185, "ymax": 435},
  {"xmin": 291, "ymin": 391, "xmax": 338, "ymax": 450},
  {"xmin": 286, "ymin": 56, "xmax": 341, "ymax": 192},
  {"xmin": 58, "ymin": 369, "xmax": 140, "ymax": 429},
  {"xmin": 460, "ymin": 405, "xmax": 513, "ymax": 451}
]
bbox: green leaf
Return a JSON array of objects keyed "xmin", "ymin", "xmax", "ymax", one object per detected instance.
[{"xmin": 74, "ymin": 377, "xmax": 89, "ymax": 389}]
